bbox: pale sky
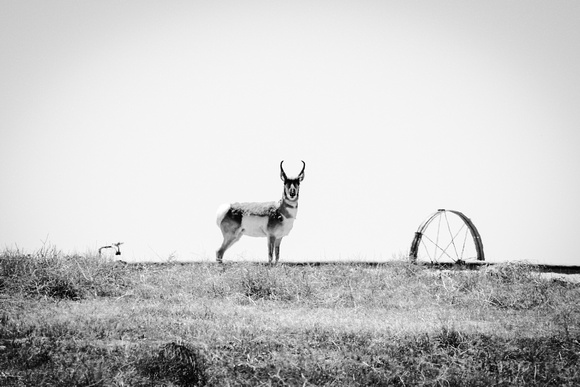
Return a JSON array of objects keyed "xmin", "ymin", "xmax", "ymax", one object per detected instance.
[{"xmin": 1, "ymin": 1, "xmax": 579, "ymax": 265}]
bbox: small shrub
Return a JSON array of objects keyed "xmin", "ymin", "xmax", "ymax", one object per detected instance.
[
  {"xmin": 30, "ymin": 275, "xmax": 82, "ymax": 300},
  {"xmin": 238, "ymin": 266, "xmax": 303, "ymax": 302},
  {"xmin": 435, "ymin": 325, "xmax": 467, "ymax": 349},
  {"xmin": 0, "ymin": 248, "xmax": 132, "ymax": 300},
  {"xmin": 458, "ymin": 262, "xmax": 566, "ymax": 311},
  {"xmin": 484, "ymin": 261, "xmax": 537, "ymax": 284},
  {"xmin": 241, "ymin": 268, "xmax": 278, "ymax": 300},
  {"xmin": 391, "ymin": 260, "xmax": 422, "ymax": 278},
  {"xmin": 140, "ymin": 342, "xmax": 208, "ymax": 386}
]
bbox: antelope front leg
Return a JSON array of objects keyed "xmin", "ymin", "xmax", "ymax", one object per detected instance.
[
  {"xmin": 267, "ymin": 236, "xmax": 276, "ymax": 264},
  {"xmin": 274, "ymin": 238, "xmax": 282, "ymax": 264}
]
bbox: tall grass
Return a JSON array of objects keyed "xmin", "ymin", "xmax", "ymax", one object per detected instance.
[
  {"xmin": 1, "ymin": 248, "xmax": 579, "ymax": 386},
  {"xmin": 0, "ymin": 245, "xmax": 132, "ymax": 299}
]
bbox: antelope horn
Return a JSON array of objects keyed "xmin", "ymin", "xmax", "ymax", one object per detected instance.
[
  {"xmin": 298, "ymin": 160, "xmax": 306, "ymax": 181},
  {"xmin": 280, "ymin": 160, "xmax": 288, "ymax": 181}
]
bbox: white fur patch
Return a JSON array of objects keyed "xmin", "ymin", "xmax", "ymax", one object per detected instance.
[
  {"xmin": 215, "ymin": 203, "xmax": 231, "ymax": 226},
  {"xmin": 241, "ymin": 216, "xmax": 269, "ymax": 237}
]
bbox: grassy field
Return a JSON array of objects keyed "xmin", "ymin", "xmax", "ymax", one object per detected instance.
[{"xmin": 1, "ymin": 247, "xmax": 579, "ymax": 386}]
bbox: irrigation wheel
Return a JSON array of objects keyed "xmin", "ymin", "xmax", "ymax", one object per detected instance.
[{"xmin": 409, "ymin": 209, "xmax": 484, "ymax": 264}]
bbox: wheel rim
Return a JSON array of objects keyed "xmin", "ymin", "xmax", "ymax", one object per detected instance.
[{"xmin": 409, "ymin": 209, "xmax": 484, "ymax": 263}]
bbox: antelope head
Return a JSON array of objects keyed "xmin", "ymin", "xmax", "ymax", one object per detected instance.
[{"xmin": 280, "ymin": 160, "xmax": 305, "ymax": 201}]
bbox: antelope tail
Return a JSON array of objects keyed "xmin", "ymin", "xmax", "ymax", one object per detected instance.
[{"xmin": 216, "ymin": 203, "xmax": 231, "ymax": 227}]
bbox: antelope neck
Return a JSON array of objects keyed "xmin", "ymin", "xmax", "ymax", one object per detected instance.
[{"xmin": 279, "ymin": 195, "xmax": 298, "ymax": 218}]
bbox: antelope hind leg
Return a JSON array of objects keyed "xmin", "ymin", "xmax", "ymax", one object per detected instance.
[{"xmin": 216, "ymin": 230, "xmax": 243, "ymax": 263}]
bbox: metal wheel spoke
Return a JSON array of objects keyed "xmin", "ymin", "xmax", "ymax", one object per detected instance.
[
  {"xmin": 460, "ymin": 227, "xmax": 469, "ymax": 261},
  {"xmin": 447, "ymin": 223, "xmax": 467, "ymax": 261},
  {"xmin": 434, "ymin": 213, "xmax": 442, "ymax": 261},
  {"xmin": 422, "ymin": 233, "xmax": 455, "ymax": 262},
  {"xmin": 429, "ymin": 223, "xmax": 467, "ymax": 262},
  {"xmin": 419, "ymin": 238, "xmax": 434, "ymax": 262},
  {"xmin": 448, "ymin": 223, "xmax": 467, "ymax": 261},
  {"xmin": 435, "ymin": 238, "xmax": 458, "ymax": 262},
  {"xmin": 444, "ymin": 211, "xmax": 460, "ymax": 260}
]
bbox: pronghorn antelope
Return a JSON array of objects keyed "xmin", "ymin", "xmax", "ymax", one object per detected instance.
[{"xmin": 215, "ymin": 160, "xmax": 305, "ymax": 264}]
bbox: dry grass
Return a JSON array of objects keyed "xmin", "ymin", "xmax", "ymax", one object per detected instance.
[{"xmin": 1, "ymin": 248, "xmax": 579, "ymax": 386}]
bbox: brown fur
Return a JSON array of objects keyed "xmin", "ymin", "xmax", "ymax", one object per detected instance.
[{"xmin": 230, "ymin": 201, "xmax": 279, "ymax": 217}]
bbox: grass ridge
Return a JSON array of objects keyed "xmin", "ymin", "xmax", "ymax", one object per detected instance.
[{"xmin": 1, "ymin": 248, "xmax": 579, "ymax": 385}]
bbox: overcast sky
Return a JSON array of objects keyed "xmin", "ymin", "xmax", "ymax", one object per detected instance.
[{"xmin": 1, "ymin": 1, "xmax": 579, "ymax": 265}]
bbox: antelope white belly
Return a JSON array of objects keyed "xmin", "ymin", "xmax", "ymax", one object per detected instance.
[{"xmin": 241, "ymin": 216, "xmax": 269, "ymax": 237}]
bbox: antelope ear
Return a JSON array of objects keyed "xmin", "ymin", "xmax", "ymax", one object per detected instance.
[
  {"xmin": 298, "ymin": 160, "xmax": 305, "ymax": 181},
  {"xmin": 280, "ymin": 160, "xmax": 287, "ymax": 181}
]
